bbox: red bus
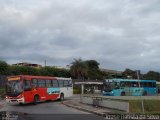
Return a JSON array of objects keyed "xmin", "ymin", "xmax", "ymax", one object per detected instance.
[{"xmin": 5, "ymin": 75, "xmax": 73, "ymax": 104}]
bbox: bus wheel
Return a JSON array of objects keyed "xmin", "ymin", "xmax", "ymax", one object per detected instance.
[
  {"xmin": 60, "ymin": 93, "xmax": 64, "ymax": 101},
  {"xmin": 121, "ymin": 92, "xmax": 125, "ymax": 96},
  {"xmin": 19, "ymin": 103, "xmax": 23, "ymax": 105},
  {"xmin": 33, "ymin": 95, "xmax": 39, "ymax": 105},
  {"xmin": 143, "ymin": 91, "xmax": 147, "ymax": 96}
]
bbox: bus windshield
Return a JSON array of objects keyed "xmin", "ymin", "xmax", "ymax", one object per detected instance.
[
  {"xmin": 6, "ymin": 80, "xmax": 23, "ymax": 97},
  {"xmin": 103, "ymin": 82, "xmax": 114, "ymax": 92}
]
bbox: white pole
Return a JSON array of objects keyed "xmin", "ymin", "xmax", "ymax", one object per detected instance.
[
  {"xmin": 137, "ymin": 70, "xmax": 144, "ymax": 113},
  {"xmin": 81, "ymin": 84, "xmax": 84, "ymax": 94}
]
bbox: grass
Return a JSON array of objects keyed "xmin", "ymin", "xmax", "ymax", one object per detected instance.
[
  {"xmin": 0, "ymin": 88, "xmax": 5, "ymax": 95},
  {"xmin": 129, "ymin": 100, "xmax": 160, "ymax": 113},
  {"xmin": 73, "ymin": 88, "xmax": 81, "ymax": 94},
  {"xmin": 0, "ymin": 88, "xmax": 5, "ymax": 99}
]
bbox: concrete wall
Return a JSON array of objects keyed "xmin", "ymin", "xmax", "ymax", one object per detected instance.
[{"xmin": 81, "ymin": 96, "xmax": 129, "ymax": 112}]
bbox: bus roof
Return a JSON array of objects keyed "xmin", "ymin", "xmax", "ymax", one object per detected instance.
[
  {"xmin": 7, "ymin": 75, "xmax": 71, "ymax": 80},
  {"xmin": 56, "ymin": 77, "xmax": 72, "ymax": 80},
  {"xmin": 105, "ymin": 78, "xmax": 156, "ymax": 82}
]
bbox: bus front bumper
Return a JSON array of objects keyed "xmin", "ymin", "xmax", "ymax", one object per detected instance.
[
  {"xmin": 102, "ymin": 91, "xmax": 114, "ymax": 96},
  {"xmin": 6, "ymin": 97, "xmax": 25, "ymax": 103}
]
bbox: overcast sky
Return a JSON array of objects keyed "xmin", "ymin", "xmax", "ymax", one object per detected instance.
[{"xmin": 0, "ymin": 0, "xmax": 160, "ymax": 72}]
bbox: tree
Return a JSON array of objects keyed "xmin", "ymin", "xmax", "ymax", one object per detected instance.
[
  {"xmin": 39, "ymin": 66, "xmax": 70, "ymax": 77},
  {"xmin": 8, "ymin": 66, "xmax": 40, "ymax": 76},
  {"xmin": 0, "ymin": 60, "xmax": 8, "ymax": 75},
  {"xmin": 122, "ymin": 69, "xmax": 144, "ymax": 79},
  {"xmin": 85, "ymin": 60, "xmax": 101, "ymax": 80},
  {"xmin": 85, "ymin": 60, "xmax": 99, "ymax": 69},
  {"xmin": 70, "ymin": 58, "xmax": 88, "ymax": 80},
  {"xmin": 122, "ymin": 69, "xmax": 137, "ymax": 79},
  {"xmin": 143, "ymin": 71, "xmax": 160, "ymax": 81}
]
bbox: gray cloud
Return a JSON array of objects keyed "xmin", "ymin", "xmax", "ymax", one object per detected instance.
[{"xmin": 0, "ymin": 0, "xmax": 160, "ymax": 72}]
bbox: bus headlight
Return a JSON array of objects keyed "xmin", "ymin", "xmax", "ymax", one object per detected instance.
[{"xmin": 111, "ymin": 91, "xmax": 114, "ymax": 95}]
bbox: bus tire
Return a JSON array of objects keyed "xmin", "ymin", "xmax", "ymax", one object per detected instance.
[
  {"xmin": 121, "ymin": 92, "xmax": 125, "ymax": 96},
  {"xmin": 143, "ymin": 91, "xmax": 147, "ymax": 96},
  {"xmin": 60, "ymin": 93, "xmax": 64, "ymax": 101},
  {"xmin": 19, "ymin": 103, "xmax": 23, "ymax": 105},
  {"xmin": 33, "ymin": 95, "xmax": 39, "ymax": 105}
]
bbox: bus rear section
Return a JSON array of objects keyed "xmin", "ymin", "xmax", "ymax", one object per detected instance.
[{"xmin": 56, "ymin": 77, "xmax": 73, "ymax": 101}]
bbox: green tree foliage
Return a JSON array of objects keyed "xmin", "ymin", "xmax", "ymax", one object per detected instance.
[
  {"xmin": 99, "ymin": 70, "xmax": 111, "ymax": 79},
  {"xmin": 122, "ymin": 69, "xmax": 160, "ymax": 81},
  {"xmin": 143, "ymin": 71, "xmax": 160, "ymax": 81},
  {"xmin": 6, "ymin": 64, "xmax": 70, "ymax": 77},
  {"xmin": 70, "ymin": 58, "xmax": 88, "ymax": 79},
  {"xmin": 40, "ymin": 66, "xmax": 70, "ymax": 77},
  {"xmin": 122, "ymin": 69, "xmax": 139, "ymax": 79},
  {"xmin": 85, "ymin": 60, "xmax": 102, "ymax": 80},
  {"xmin": 85, "ymin": 60, "xmax": 99, "ymax": 69},
  {"xmin": 0, "ymin": 60, "xmax": 9, "ymax": 75},
  {"xmin": 70, "ymin": 59, "xmax": 107, "ymax": 80},
  {"xmin": 8, "ymin": 66, "xmax": 40, "ymax": 76}
]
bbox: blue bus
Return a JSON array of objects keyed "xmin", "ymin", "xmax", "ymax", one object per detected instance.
[{"xmin": 102, "ymin": 79, "xmax": 157, "ymax": 96}]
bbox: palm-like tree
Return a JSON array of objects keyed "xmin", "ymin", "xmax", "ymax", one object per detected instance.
[{"xmin": 70, "ymin": 58, "xmax": 88, "ymax": 80}]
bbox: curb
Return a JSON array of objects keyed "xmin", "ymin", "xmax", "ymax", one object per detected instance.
[{"xmin": 63, "ymin": 102, "xmax": 106, "ymax": 117}]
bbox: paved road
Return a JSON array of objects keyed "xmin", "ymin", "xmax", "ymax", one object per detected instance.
[
  {"xmin": 0, "ymin": 96, "xmax": 105, "ymax": 120},
  {"xmin": 0, "ymin": 100, "xmax": 87, "ymax": 114}
]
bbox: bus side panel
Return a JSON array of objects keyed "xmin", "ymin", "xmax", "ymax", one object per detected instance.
[
  {"xmin": 130, "ymin": 87, "xmax": 143, "ymax": 96},
  {"xmin": 24, "ymin": 91, "xmax": 34, "ymax": 103},
  {"xmin": 30, "ymin": 88, "xmax": 48, "ymax": 102},
  {"xmin": 112, "ymin": 89, "xmax": 122, "ymax": 96},
  {"xmin": 36, "ymin": 88, "xmax": 48, "ymax": 101},
  {"xmin": 47, "ymin": 88, "xmax": 60, "ymax": 100},
  {"xmin": 59, "ymin": 87, "xmax": 73, "ymax": 98},
  {"xmin": 144, "ymin": 87, "xmax": 157, "ymax": 95}
]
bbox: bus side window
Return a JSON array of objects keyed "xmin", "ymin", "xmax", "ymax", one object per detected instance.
[
  {"xmin": 46, "ymin": 80, "xmax": 52, "ymax": 88},
  {"xmin": 140, "ymin": 82, "xmax": 143, "ymax": 87},
  {"xmin": 114, "ymin": 82, "xmax": 119, "ymax": 89},
  {"xmin": 32, "ymin": 79, "xmax": 38, "ymax": 88},
  {"xmin": 68, "ymin": 80, "xmax": 72, "ymax": 87},
  {"xmin": 64, "ymin": 80, "xmax": 69, "ymax": 87},
  {"xmin": 125, "ymin": 82, "xmax": 131, "ymax": 87},
  {"xmin": 131, "ymin": 82, "xmax": 138, "ymax": 87},
  {"xmin": 148, "ymin": 82, "xmax": 153, "ymax": 87},
  {"xmin": 153, "ymin": 82, "xmax": 156, "ymax": 88},
  {"xmin": 143, "ymin": 82, "xmax": 147, "ymax": 87},
  {"xmin": 24, "ymin": 80, "xmax": 31, "ymax": 91},
  {"xmin": 38, "ymin": 79, "xmax": 46, "ymax": 87},
  {"xmin": 52, "ymin": 80, "xmax": 58, "ymax": 87},
  {"xmin": 120, "ymin": 81, "xmax": 125, "ymax": 87},
  {"xmin": 58, "ymin": 80, "xmax": 64, "ymax": 87}
]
